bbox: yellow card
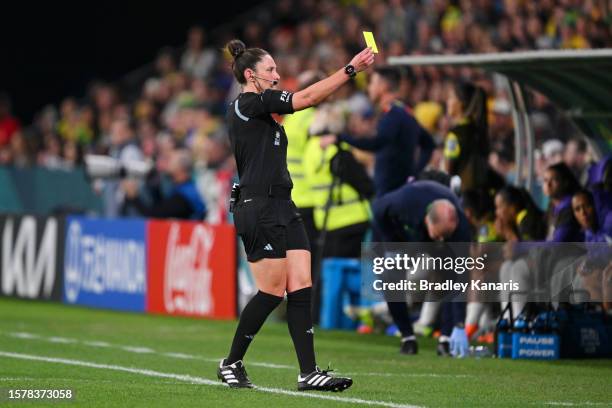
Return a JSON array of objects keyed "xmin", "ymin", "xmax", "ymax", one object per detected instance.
[{"xmin": 362, "ymin": 31, "xmax": 379, "ymax": 53}]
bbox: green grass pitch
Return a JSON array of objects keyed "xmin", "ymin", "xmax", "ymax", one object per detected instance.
[{"xmin": 0, "ymin": 298, "xmax": 610, "ymax": 407}]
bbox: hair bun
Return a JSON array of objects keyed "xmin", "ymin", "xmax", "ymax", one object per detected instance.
[{"xmin": 227, "ymin": 39, "xmax": 246, "ymax": 60}]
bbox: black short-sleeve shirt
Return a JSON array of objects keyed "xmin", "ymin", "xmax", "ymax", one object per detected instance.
[{"xmin": 227, "ymin": 89, "xmax": 295, "ymax": 189}]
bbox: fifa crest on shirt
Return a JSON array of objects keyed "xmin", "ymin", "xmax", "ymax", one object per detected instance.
[{"xmin": 274, "ymin": 131, "xmax": 280, "ymax": 146}]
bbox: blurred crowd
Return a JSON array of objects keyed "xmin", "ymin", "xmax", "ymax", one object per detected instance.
[{"xmin": 1, "ymin": 0, "xmax": 610, "ymax": 220}]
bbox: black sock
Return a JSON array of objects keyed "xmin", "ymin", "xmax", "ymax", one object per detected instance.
[
  {"xmin": 287, "ymin": 287, "xmax": 316, "ymax": 375},
  {"xmin": 386, "ymin": 301, "xmax": 414, "ymax": 337},
  {"xmin": 226, "ymin": 291, "xmax": 283, "ymax": 365}
]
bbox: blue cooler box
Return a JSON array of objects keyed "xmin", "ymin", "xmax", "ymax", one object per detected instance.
[{"xmin": 497, "ymin": 332, "xmax": 513, "ymax": 358}]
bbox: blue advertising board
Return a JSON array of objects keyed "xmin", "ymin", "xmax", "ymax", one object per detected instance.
[{"xmin": 63, "ymin": 217, "xmax": 147, "ymax": 312}]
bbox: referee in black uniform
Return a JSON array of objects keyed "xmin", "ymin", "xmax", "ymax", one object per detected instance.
[{"xmin": 217, "ymin": 39, "xmax": 374, "ymax": 391}]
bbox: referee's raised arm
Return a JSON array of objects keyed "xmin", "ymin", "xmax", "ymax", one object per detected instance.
[{"xmin": 291, "ymin": 47, "xmax": 375, "ymax": 111}]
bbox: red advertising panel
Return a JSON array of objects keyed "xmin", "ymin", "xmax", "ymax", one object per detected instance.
[{"xmin": 147, "ymin": 220, "xmax": 236, "ymax": 319}]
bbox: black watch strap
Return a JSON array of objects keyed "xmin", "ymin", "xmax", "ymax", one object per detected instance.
[{"xmin": 344, "ymin": 64, "xmax": 356, "ymax": 78}]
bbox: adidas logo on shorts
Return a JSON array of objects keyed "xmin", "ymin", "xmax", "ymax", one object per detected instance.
[{"xmin": 264, "ymin": 243, "xmax": 274, "ymax": 251}]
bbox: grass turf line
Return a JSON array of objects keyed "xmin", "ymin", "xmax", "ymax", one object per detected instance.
[{"xmin": 0, "ymin": 297, "xmax": 611, "ymax": 407}]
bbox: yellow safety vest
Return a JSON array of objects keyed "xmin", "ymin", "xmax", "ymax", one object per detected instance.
[
  {"xmin": 303, "ymin": 139, "xmax": 370, "ymax": 231},
  {"xmin": 284, "ymin": 107, "xmax": 316, "ymax": 208}
]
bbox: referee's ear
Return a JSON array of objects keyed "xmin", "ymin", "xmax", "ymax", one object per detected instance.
[{"xmin": 245, "ymin": 68, "xmax": 255, "ymax": 83}]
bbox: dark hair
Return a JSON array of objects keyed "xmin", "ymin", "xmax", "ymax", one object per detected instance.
[
  {"xmin": 373, "ymin": 66, "xmax": 401, "ymax": 90},
  {"xmin": 417, "ymin": 170, "xmax": 451, "ymax": 187},
  {"xmin": 567, "ymin": 137, "xmax": 587, "ymax": 153},
  {"xmin": 225, "ymin": 39, "xmax": 269, "ymax": 84},
  {"xmin": 497, "ymin": 185, "xmax": 547, "ymax": 238},
  {"xmin": 498, "ymin": 186, "xmax": 544, "ymax": 217},
  {"xmin": 453, "ymin": 81, "xmax": 488, "ymax": 146},
  {"xmin": 547, "ymin": 162, "xmax": 581, "ymax": 198},
  {"xmin": 572, "ymin": 188, "xmax": 594, "ymax": 207},
  {"xmin": 497, "ymin": 186, "xmax": 529, "ymax": 212},
  {"xmin": 64, "ymin": 139, "xmax": 85, "ymax": 166}
]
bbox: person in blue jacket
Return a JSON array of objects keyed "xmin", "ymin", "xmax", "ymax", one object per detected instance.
[
  {"xmin": 320, "ymin": 66, "xmax": 435, "ymax": 197},
  {"xmin": 373, "ymin": 180, "xmax": 472, "ymax": 357},
  {"xmin": 123, "ymin": 148, "xmax": 206, "ymax": 220}
]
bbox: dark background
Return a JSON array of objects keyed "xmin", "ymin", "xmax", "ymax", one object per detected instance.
[{"xmin": 0, "ymin": 2, "xmax": 264, "ymax": 123}]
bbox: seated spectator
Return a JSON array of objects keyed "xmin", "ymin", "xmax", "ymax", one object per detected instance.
[
  {"xmin": 122, "ymin": 148, "xmax": 206, "ymax": 220},
  {"xmin": 543, "ymin": 162, "xmax": 584, "ymax": 242},
  {"xmin": 9, "ymin": 130, "xmax": 36, "ymax": 168},
  {"xmin": 572, "ymin": 189, "xmax": 611, "ymax": 243},
  {"xmin": 462, "ymin": 189, "xmax": 501, "ymax": 243},
  {"xmin": 495, "ymin": 186, "xmax": 547, "ymax": 318},
  {"xmin": 564, "ymin": 137, "xmax": 589, "ymax": 184},
  {"xmin": 569, "ymin": 189, "xmax": 610, "ymax": 304},
  {"xmin": 101, "ymin": 118, "xmax": 144, "ymax": 217},
  {"xmin": 180, "ymin": 26, "xmax": 217, "ymax": 80},
  {"xmin": 462, "ymin": 189, "xmax": 502, "ymax": 340},
  {"xmin": 541, "ymin": 139, "xmax": 565, "ymax": 165},
  {"xmin": 61, "ymin": 139, "xmax": 85, "ymax": 170},
  {"xmin": 38, "ymin": 133, "xmax": 63, "ymax": 169},
  {"xmin": 587, "ymin": 155, "xmax": 612, "ymax": 235},
  {"xmin": 495, "ymin": 186, "xmax": 547, "ymax": 243}
]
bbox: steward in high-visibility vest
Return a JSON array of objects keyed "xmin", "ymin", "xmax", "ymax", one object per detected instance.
[
  {"xmin": 303, "ymin": 138, "xmax": 372, "ymax": 257},
  {"xmin": 284, "ymin": 107, "xmax": 316, "ymax": 209},
  {"xmin": 283, "ymin": 71, "xmax": 327, "ymax": 254}
]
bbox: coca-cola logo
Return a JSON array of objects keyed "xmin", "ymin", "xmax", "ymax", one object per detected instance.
[{"xmin": 164, "ymin": 223, "xmax": 214, "ymax": 315}]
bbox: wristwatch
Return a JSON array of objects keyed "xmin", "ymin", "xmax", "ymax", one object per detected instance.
[{"xmin": 344, "ymin": 64, "xmax": 356, "ymax": 78}]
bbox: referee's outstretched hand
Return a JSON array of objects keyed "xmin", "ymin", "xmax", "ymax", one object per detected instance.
[{"xmin": 349, "ymin": 48, "xmax": 375, "ymax": 73}]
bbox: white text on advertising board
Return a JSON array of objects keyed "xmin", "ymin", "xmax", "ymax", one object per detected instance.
[
  {"xmin": 64, "ymin": 221, "xmax": 146, "ymax": 303},
  {"xmin": 2, "ymin": 217, "xmax": 57, "ymax": 299}
]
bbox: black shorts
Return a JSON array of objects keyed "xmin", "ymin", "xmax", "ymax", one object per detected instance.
[{"xmin": 233, "ymin": 197, "xmax": 310, "ymax": 262}]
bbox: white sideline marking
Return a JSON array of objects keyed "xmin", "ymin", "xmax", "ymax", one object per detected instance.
[
  {"xmin": 237, "ymin": 361, "xmax": 295, "ymax": 369},
  {"xmin": 162, "ymin": 352, "xmax": 294, "ymax": 369},
  {"xmin": 162, "ymin": 352, "xmax": 194, "ymax": 360},
  {"xmin": 48, "ymin": 336, "xmax": 77, "ymax": 344},
  {"xmin": 4, "ymin": 331, "xmax": 467, "ymax": 378},
  {"xmin": 121, "ymin": 346, "xmax": 155, "ymax": 354},
  {"xmin": 544, "ymin": 403, "xmax": 610, "ymax": 406},
  {"xmin": 0, "ymin": 351, "xmax": 422, "ymax": 408},
  {"xmin": 339, "ymin": 372, "xmax": 472, "ymax": 379},
  {"xmin": 9, "ymin": 331, "xmax": 296, "ymax": 369},
  {"xmin": 9, "ymin": 332, "xmax": 39, "ymax": 339},
  {"xmin": 83, "ymin": 341, "xmax": 111, "ymax": 348}
]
